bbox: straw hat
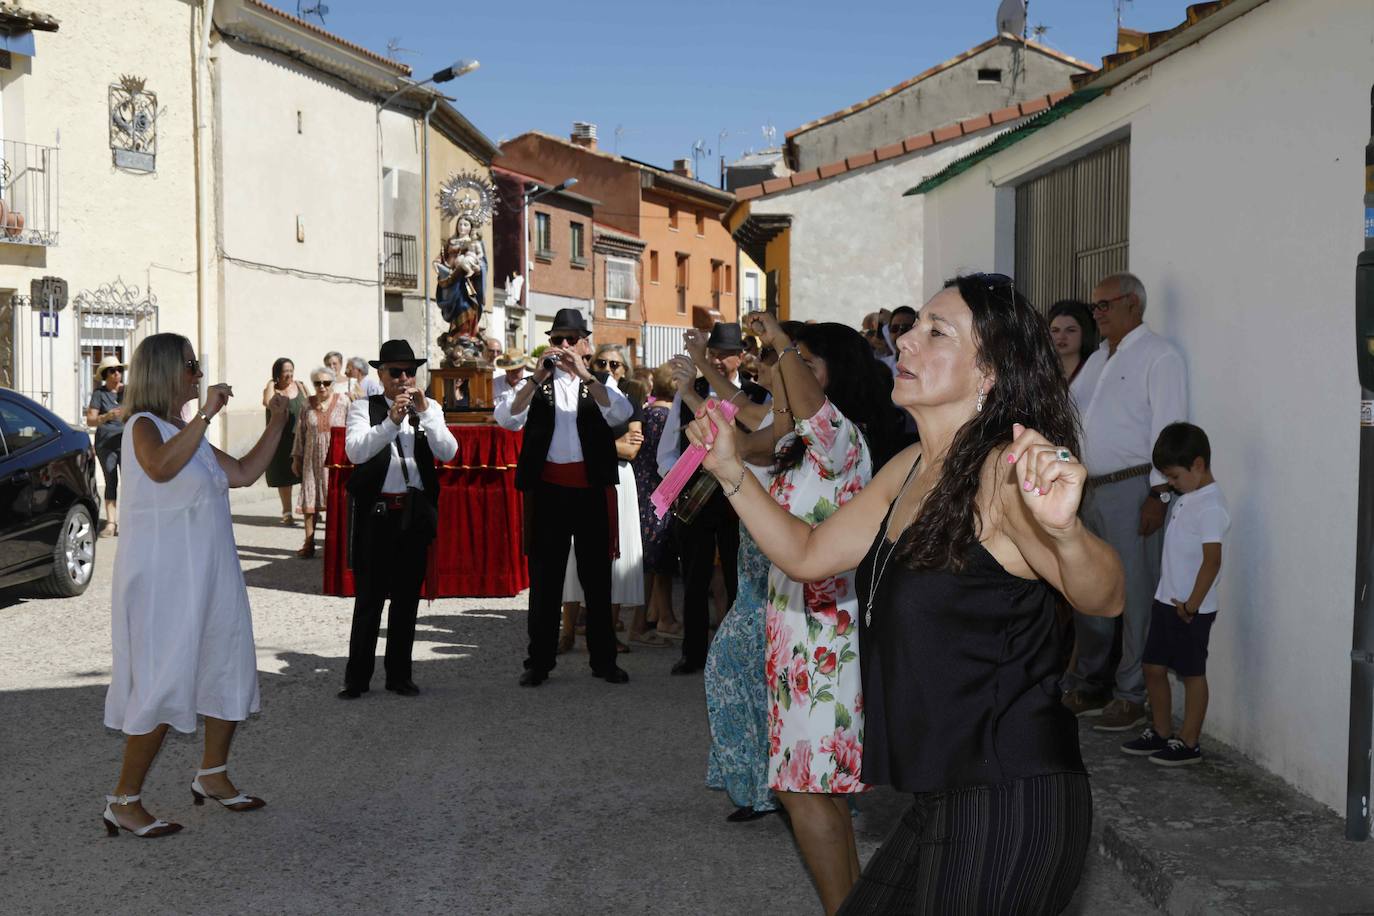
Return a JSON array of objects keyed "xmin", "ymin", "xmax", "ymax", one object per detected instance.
[
  {"xmin": 94, "ymin": 355, "xmax": 126, "ymax": 379},
  {"xmin": 494, "ymin": 350, "xmax": 527, "ymax": 370}
]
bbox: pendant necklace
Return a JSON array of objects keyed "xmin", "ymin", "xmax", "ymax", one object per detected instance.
[{"xmin": 866, "ymin": 456, "xmax": 922, "ymax": 627}]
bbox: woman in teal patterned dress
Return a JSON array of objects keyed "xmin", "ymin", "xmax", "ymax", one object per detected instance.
[{"xmin": 697, "ymin": 332, "xmax": 799, "ymax": 822}]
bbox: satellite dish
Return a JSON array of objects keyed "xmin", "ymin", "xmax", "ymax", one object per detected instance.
[{"xmin": 996, "ymin": 0, "xmax": 1026, "ymax": 37}]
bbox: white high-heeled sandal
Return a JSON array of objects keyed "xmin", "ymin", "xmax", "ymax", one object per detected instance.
[
  {"xmin": 190, "ymin": 765, "xmax": 266, "ymax": 811},
  {"xmin": 102, "ymin": 794, "xmax": 182, "ymax": 838}
]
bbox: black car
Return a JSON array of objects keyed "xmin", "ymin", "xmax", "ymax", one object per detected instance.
[{"xmin": 0, "ymin": 388, "xmax": 99, "ymax": 596}]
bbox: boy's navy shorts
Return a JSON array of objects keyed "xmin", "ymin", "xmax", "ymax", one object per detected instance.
[{"xmin": 1142, "ymin": 600, "xmax": 1216, "ymax": 678}]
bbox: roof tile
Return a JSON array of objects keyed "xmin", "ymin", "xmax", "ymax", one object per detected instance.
[
  {"xmin": 959, "ymin": 113, "xmax": 993, "ymax": 134},
  {"xmin": 761, "ymin": 177, "xmax": 793, "ymax": 195},
  {"xmin": 788, "ymin": 169, "xmax": 822, "ymax": 188},
  {"xmin": 1019, "ymin": 96, "xmax": 1051, "ymax": 116},
  {"xmin": 735, "ymin": 184, "xmax": 765, "ymax": 202},
  {"xmin": 904, "ymin": 133, "xmax": 936, "ymax": 153},
  {"xmin": 989, "ymin": 105, "xmax": 1023, "ymax": 125},
  {"xmin": 818, "ymin": 161, "xmax": 847, "ymax": 179},
  {"xmin": 875, "ymin": 141, "xmax": 907, "ymax": 162},
  {"xmin": 845, "ymin": 150, "xmax": 877, "ymax": 169},
  {"xmin": 932, "ymin": 123, "xmax": 963, "ymax": 143}
]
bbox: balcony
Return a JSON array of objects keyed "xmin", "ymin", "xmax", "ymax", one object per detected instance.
[
  {"xmin": 0, "ymin": 140, "xmax": 59, "ymax": 247},
  {"xmin": 383, "ymin": 231, "xmax": 417, "ymax": 288}
]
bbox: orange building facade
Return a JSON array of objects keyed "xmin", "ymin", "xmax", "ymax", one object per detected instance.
[{"xmin": 498, "ymin": 127, "xmax": 737, "ymax": 367}]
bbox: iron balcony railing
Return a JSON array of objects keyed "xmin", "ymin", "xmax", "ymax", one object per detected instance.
[
  {"xmin": 383, "ymin": 231, "xmax": 418, "ymax": 288},
  {"xmin": 0, "ymin": 139, "xmax": 59, "ymax": 247}
]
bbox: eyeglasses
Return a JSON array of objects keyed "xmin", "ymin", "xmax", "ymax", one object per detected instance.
[
  {"xmin": 385, "ymin": 366, "xmax": 417, "ymax": 379},
  {"xmin": 1091, "ymin": 293, "xmax": 1133, "ymax": 313},
  {"xmin": 185, "ymin": 359, "xmax": 200, "ymax": 374},
  {"xmin": 548, "ymin": 335, "xmax": 580, "ymax": 347},
  {"xmin": 593, "ymin": 358, "xmax": 623, "ymax": 371},
  {"xmin": 313, "ymin": 379, "xmax": 331, "ymax": 387},
  {"xmin": 889, "ymin": 323, "xmax": 913, "ymax": 337}
]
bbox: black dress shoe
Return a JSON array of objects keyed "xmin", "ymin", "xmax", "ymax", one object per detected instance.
[
  {"xmin": 592, "ymin": 666, "xmax": 630, "ymax": 684},
  {"xmin": 519, "ymin": 669, "xmax": 549, "ymax": 687},
  {"xmin": 385, "ymin": 680, "xmax": 420, "ymax": 696},
  {"xmin": 670, "ymin": 659, "xmax": 702, "ymax": 675},
  {"xmin": 726, "ymin": 806, "xmax": 777, "ymax": 823},
  {"xmin": 336, "ymin": 686, "xmax": 365, "ymax": 699}
]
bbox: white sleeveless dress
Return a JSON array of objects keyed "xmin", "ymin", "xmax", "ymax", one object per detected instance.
[{"xmin": 104, "ymin": 413, "xmax": 260, "ymax": 735}]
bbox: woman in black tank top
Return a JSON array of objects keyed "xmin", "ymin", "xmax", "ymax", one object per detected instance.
[{"xmin": 683, "ymin": 274, "xmax": 1124, "ymax": 915}]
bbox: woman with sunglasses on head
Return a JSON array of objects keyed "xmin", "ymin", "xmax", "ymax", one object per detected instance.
[
  {"xmin": 262, "ymin": 357, "xmax": 305, "ymax": 525},
  {"xmin": 290, "ymin": 367, "xmax": 348, "ymax": 559},
  {"xmin": 560, "ymin": 344, "xmax": 647, "ymax": 651},
  {"xmin": 103, "ymin": 333, "xmax": 290, "ymax": 837},
  {"xmin": 687, "ymin": 275, "xmax": 1125, "ymax": 914}
]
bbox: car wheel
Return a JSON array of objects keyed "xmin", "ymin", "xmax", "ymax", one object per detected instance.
[{"xmin": 34, "ymin": 503, "xmax": 96, "ymax": 597}]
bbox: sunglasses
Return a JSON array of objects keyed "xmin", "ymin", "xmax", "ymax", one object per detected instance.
[
  {"xmin": 593, "ymin": 358, "xmax": 623, "ymax": 371},
  {"xmin": 1091, "ymin": 293, "xmax": 1133, "ymax": 313},
  {"xmin": 185, "ymin": 359, "xmax": 200, "ymax": 374},
  {"xmin": 889, "ymin": 323, "xmax": 913, "ymax": 337},
  {"xmin": 313, "ymin": 379, "xmax": 331, "ymax": 387},
  {"xmin": 385, "ymin": 366, "xmax": 417, "ymax": 379},
  {"xmin": 548, "ymin": 335, "xmax": 581, "ymax": 347}
]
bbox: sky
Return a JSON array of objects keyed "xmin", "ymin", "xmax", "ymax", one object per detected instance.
[{"xmin": 277, "ymin": 0, "xmax": 1192, "ymax": 184}]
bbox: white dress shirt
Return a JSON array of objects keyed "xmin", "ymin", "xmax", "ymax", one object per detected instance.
[
  {"xmin": 361, "ymin": 376, "xmax": 384, "ymax": 398},
  {"xmin": 345, "ymin": 395, "xmax": 459, "ymax": 494},
  {"xmin": 656, "ymin": 373, "xmax": 742, "ymax": 479},
  {"xmin": 493, "ymin": 369, "xmax": 633, "ymax": 462},
  {"xmin": 492, "ymin": 370, "xmax": 529, "ymax": 404},
  {"xmin": 1070, "ymin": 323, "xmax": 1188, "ymax": 486}
]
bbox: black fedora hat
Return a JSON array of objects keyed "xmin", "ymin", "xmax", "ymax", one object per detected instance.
[
  {"xmin": 706, "ymin": 321, "xmax": 744, "ymax": 352},
  {"xmin": 369, "ymin": 339, "xmax": 427, "ymax": 369},
  {"xmin": 549, "ymin": 308, "xmax": 591, "ymax": 338}
]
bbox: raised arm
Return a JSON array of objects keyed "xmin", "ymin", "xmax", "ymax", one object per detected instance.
[
  {"xmin": 1000, "ymin": 424, "xmax": 1124, "ymax": 617},
  {"xmin": 130, "ymin": 385, "xmax": 234, "ymax": 483},
  {"xmin": 748, "ymin": 313, "xmax": 823, "ymax": 422},
  {"xmin": 682, "ymin": 329, "xmax": 769, "ymax": 431},
  {"xmin": 213, "ymin": 393, "xmax": 290, "ymax": 488},
  {"xmin": 689, "ymin": 402, "xmax": 914, "ymax": 582}
]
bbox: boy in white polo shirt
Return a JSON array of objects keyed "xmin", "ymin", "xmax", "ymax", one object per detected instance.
[{"xmin": 1120, "ymin": 422, "xmax": 1229, "ymax": 767}]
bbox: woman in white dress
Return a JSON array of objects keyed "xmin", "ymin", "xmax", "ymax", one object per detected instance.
[
  {"xmin": 102, "ymin": 332, "xmax": 291, "ymax": 838},
  {"xmin": 559, "ymin": 345, "xmax": 647, "ymax": 652}
]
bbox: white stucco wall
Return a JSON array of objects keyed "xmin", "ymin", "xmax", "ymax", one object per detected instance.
[
  {"xmin": 921, "ymin": 0, "xmax": 1373, "ymax": 811},
  {"xmin": 212, "ymin": 37, "xmax": 384, "ymax": 454},
  {"xmin": 751, "ymin": 125, "xmax": 1016, "ymax": 328},
  {"xmin": 0, "ymin": 0, "xmax": 199, "ymax": 423}
]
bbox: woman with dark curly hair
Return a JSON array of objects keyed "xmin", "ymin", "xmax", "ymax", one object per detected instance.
[
  {"xmin": 1047, "ymin": 299, "xmax": 1098, "ymax": 383},
  {"xmin": 687, "ymin": 275, "xmax": 1124, "ymax": 915}
]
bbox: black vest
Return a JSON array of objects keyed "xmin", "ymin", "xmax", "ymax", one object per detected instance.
[
  {"xmin": 676, "ymin": 376, "xmax": 769, "ymax": 454},
  {"xmin": 346, "ymin": 396, "xmax": 440, "ymax": 507},
  {"xmin": 514, "ymin": 377, "xmax": 618, "ymax": 491}
]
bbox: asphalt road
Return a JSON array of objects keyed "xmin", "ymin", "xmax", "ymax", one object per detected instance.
[{"xmin": 0, "ymin": 496, "xmax": 1155, "ymax": 915}]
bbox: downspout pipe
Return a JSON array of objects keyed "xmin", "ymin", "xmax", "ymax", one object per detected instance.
[{"xmin": 1348, "ymin": 83, "xmax": 1374, "ymax": 842}]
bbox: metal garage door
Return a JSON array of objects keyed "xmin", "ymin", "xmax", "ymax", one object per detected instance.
[{"xmin": 1014, "ymin": 140, "xmax": 1130, "ymax": 311}]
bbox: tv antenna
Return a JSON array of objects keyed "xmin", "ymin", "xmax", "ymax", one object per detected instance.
[
  {"xmin": 296, "ymin": 1, "xmax": 329, "ymax": 25},
  {"xmin": 385, "ymin": 38, "xmax": 417, "ymax": 61},
  {"xmin": 613, "ymin": 124, "xmax": 640, "ymax": 155},
  {"xmin": 691, "ymin": 139, "xmax": 707, "ymax": 181},
  {"xmin": 761, "ymin": 123, "xmax": 777, "ymax": 149},
  {"xmin": 1031, "ymin": 22, "xmax": 1050, "ymax": 41},
  {"xmin": 1115, "ymin": 0, "xmax": 1134, "ymax": 34}
]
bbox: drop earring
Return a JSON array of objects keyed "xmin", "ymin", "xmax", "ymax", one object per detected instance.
[{"xmin": 976, "ymin": 389, "xmax": 986, "ymax": 413}]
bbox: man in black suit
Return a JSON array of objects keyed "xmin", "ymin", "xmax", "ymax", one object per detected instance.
[
  {"xmin": 656, "ymin": 321, "xmax": 767, "ymax": 675},
  {"xmin": 338, "ymin": 340, "xmax": 458, "ymax": 699},
  {"xmin": 494, "ymin": 308, "xmax": 633, "ymax": 687}
]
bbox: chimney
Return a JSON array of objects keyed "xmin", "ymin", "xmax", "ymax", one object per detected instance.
[
  {"xmin": 672, "ymin": 159, "xmax": 692, "ymax": 179},
  {"xmin": 571, "ymin": 121, "xmax": 597, "ymax": 150}
]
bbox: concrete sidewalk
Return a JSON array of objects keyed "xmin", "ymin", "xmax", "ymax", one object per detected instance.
[{"xmin": 1078, "ymin": 718, "xmax": 1374, "ymax": 915}]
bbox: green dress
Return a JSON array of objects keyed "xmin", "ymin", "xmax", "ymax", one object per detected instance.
[{"xmin": 265, "ymin": 385, "xmax": 306, "ymax": 487}]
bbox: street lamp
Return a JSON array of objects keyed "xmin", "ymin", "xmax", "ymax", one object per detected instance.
[
  {"xmin": 376, "ymin": 59, "xmax": 480, "ymax": 359},
  {"xmin": 520, "ymin": 178, "xmax": 578, "ymax": 346}
]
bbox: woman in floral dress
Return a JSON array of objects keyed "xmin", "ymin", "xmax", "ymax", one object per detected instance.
[
  {"xmin": 291, "ymin": 367, "xmax": 347, "ymax": 558},
  {"xmin": 688, "ymin": 315, "xmax": 901, "ymax": 915}
]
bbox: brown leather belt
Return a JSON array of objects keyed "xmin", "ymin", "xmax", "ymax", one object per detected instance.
[
  {"xmin": 1087, "ymin": 463, "xmax": 1152, "ymax": 488},
  {"xmin": 378, "ymin": 492, "xmax": 408, "ymax": 511}
]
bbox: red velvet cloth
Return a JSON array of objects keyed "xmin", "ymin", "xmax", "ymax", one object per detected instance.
[{"xmin": 322, "ymin": 425, "xmax": 528, "ymax": 598}]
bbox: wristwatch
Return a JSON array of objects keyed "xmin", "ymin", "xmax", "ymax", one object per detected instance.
[
  {"xmin": 1151, "ymin": 489, "xmax": 1172, "ymax": 504},
  {"xmin": 196, "ymin": 408, "xmax": 212, "ymax": 425}
]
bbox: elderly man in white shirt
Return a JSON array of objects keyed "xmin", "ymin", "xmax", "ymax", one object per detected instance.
[
  {"xmin": 495, "ymin": 309, "xmax": 633, "ymax": 687},
  {"xmin": 1063, "ymin": 272, "xmax": 1188, "ymax": 731},
  {"xmin": 338, "ymin": 340, "xmax": 459, "ymax": 699}
]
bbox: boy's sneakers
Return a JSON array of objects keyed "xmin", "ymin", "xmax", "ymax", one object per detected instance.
[
  {"xmin": 1150, "ymin": 737, "xmax": 1203, "ymax": 767},
  {"xmin": 1061, "ymin": 690, "xmax": 1109, "ymax": 717},
  {"xmin": 1120, "ymin": 726, "xmax": 1169, "ymax": 757},
  {"xmin": 1092, "ymin": 698, "xmax": 1148, "ymax": 732}
]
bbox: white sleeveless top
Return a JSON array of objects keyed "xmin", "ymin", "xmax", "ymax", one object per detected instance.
[{"xmin": 104, "ymin": 413, "xmax": 260, "ymax": 735}]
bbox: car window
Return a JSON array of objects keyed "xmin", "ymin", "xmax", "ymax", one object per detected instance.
[{"xmin": 0, "ymin": 400, "xmax": 57, "ymax": 454}]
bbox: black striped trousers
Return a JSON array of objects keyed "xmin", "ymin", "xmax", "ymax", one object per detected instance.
[{"xmin": 837, "ymin": 773, "xmax": 1092, "ymax": 916}]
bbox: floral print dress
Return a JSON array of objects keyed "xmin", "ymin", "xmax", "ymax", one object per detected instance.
[{"xmin": 766, "ymin": 398, "xmax": 872, "ymax": 794}]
